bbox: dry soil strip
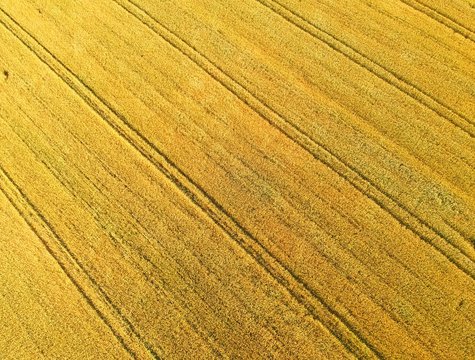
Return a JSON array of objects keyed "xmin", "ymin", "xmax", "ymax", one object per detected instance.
[{"xmin": 0, "ymin": 7, "xmax": 379, "ymax": 359}]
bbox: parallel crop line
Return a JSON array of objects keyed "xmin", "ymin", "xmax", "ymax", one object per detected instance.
[
  {"xmin": 258, "ymin": 0, "xmax": 475, "ymax": 133},
  {"xmin": 399, "ymin": 0, "xmax": 475, "ymax": 43},
  {"xmin": 119, "ymin": 0, "xmax": 475, "ymax": 276},
  {"xmin": 0, "ymin": 164, "xmax": 159, "ymax": 360},
  {"xmin": 1, "ymin": 109, "xmax": 227, "ymax": 359},
  {"xmin": 0, "ymin": 6, "xmax": 378, "ymax": 359}
]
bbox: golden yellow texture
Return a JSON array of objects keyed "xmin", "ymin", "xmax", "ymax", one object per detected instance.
[{"xmin": 0, "ymin": 0, "xmax": 474, "ymax": 358}]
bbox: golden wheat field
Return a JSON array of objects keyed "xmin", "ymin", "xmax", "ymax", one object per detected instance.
[{"xmin": 1, "ymin": 0, "xmax": 475, "ymax": 358}]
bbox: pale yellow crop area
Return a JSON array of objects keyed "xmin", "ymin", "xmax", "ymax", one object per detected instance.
[{"xmin": 1, "ymin": 0, "xmax": 474, "ymax": 358}]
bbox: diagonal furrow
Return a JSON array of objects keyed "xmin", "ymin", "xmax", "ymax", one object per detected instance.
[
  {"xmin": 0, "ymin": 7, "xmax": 379, "ymax": 359},
  {"xmin": 115, "ymin": 0, "xmax": 475, "ymax": 275},
  {"xmin": 399, "ymin": 0, "xmax": 475, "ymax": 43},
  {"xmin": 258, "ymin": 0, "xmax": 475, "ymax": 134},
  {"xmin": 0, "ymin": 164, "xmax": 160, "ymax": 360},
  {"xmin": 0, "ymin": 107, "xmax": 229, "ymax": 359}
]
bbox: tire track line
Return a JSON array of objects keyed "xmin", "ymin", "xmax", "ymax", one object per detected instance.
[
  {"xmin": 0, "ymin": 107, "xmax": 228, "ymax": 359},
  {"xmin": 256, "ymin": 0, "xmax": 475, "ymax": 134},
  {"xmin": 0, "ymin": 164, "xmax": 159, "ymax": 360},
  {"xmin": 367, "ymin": 1, "xmax": 475, "ymax": 66},
  {"xmin": 63, "ymin": 128, "xmax": 287, "ymax": 358},
  {"xmin": 0, "ymin": 7, "xmax": 379, "ymax": 359},
  {"xmin": 116, "ymin": 0, "xmax": 475, "ymax": 276},
  {"xmin": 399, "ymin": 0, "xmax": 475, "ymax": 42}
]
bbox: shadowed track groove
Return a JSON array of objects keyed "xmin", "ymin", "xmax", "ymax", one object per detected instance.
[
  {"xmin": 0, "ymin": 164, "xmax": 160, "ymax": 360},
  {"xmin": 0, "ymin": 6, "xmax": 380, "ymax": 359},
  {"xmin": 115, "ymin": 0, "xmax": 475, "ymax": 277},
  {"xmin": 0, "ymin": 109, "xmax": 229, "ymax": 359},
  {"xmin": 1, "ymin": 0, "xmax": 474, "ymax": 357},
  {"xmin": 399, "ymin": 0, "xmax": 475, "ymax": 42},
  {"xmin": 257, "ymin": 0, "xmax": 475, "ymax": 133}
]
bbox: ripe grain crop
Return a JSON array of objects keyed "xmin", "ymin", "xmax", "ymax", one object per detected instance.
[{"xmin": 1, "ymin": 0, "xmax": 474, "ymax": 358}]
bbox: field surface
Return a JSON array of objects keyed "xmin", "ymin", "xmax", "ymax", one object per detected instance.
[{"xmin": 1, "ymin": 0, "xmax": 475, "ymax": 359}]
